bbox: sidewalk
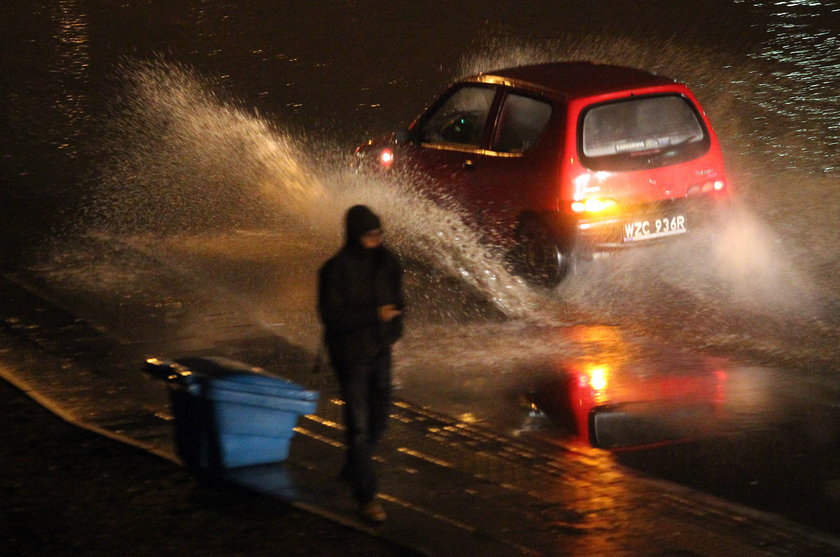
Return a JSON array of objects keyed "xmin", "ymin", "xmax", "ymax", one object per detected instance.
[{"xmin": 0, "ymin": 378, "xmax": 412, "ymax": 556}]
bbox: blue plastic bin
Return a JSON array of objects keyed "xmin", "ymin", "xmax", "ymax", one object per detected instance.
[{"xmin": 145, "ymin": 356, "xmax": 319, "ymax": 470}]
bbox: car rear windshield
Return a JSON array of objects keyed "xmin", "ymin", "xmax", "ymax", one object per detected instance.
[{"xmin": 580, "ymin": 95, "xmax": 710, "ymax": 171}]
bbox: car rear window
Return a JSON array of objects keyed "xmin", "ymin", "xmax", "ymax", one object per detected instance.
[{"xmin": 580, "ymin": 95, "xmax": 709, "ymax": 171}]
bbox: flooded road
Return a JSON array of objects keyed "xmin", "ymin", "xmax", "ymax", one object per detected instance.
[{"xmin": 3, "ymin": 0, "xmax": 839, "ymax": 537}]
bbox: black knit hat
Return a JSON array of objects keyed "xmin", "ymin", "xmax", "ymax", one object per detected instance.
[{"xmin": 344, "ymin": 205, "xmax": 382, "ymax": 243}]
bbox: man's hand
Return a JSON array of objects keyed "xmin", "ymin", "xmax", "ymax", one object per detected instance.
[{"xmin": 377, "ymin": 304, "xmax": 402, "ymax": 323}]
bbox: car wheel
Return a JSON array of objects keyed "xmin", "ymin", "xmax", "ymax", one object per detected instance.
[{"xmin": 514, "ymin": 220, "xmax": 572, "ymax": 287}]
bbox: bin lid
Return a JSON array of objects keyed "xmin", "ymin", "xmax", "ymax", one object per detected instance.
[
  {"xmin": 205, "ymin": 386, "xmax": 320, "ymax": 414},
  {"xmin": 173, "ymin": 356, "xmax": 319, "ymax": 402}
]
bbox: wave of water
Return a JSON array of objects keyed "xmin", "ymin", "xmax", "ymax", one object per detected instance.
[{"xmin": 84, "ymin": 60, "xmax": 544, "ymax": 323}]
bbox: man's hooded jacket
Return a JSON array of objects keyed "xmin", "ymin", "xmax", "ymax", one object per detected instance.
[{"xmin": 318, "ymin": 205, "xmax": 404, "ymax": 364}]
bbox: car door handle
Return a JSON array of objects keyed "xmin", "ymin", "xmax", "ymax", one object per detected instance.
[{"xmin": 463, "ymin": 159, "xmax": 476, "ymax": 171}]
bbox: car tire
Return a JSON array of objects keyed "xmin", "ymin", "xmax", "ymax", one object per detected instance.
[{"xmin": 513, "ymin": 220, "xmax": 573, "ymax": 288}]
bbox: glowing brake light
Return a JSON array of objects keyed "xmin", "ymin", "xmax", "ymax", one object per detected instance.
[
  {"xmin": 699, "ymin": 180, "xmax": 725, "ymax": 193},
  {"xmin": 378, "ymin": 148, "xmax": 394, "ymax": 167},
  {"xmin": 571, "ymin": 198, "xmax": 617, "ymax": 214}
]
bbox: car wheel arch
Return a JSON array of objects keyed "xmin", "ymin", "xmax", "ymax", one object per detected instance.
[{"xmin": 512, "ymin": 211, "xmax": 575, "ymax": 287}]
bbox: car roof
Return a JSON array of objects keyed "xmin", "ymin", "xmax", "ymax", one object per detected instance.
[{"xmin": 472, "ymin": 62, "xmax": 678, "ymax": 99}]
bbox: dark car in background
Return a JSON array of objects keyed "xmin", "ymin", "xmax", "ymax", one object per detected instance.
[{"xmin": 355, "ymin": 62, "xmax": 729, "ymax": 285}]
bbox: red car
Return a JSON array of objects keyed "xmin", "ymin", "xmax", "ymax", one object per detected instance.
[{"xmin": 355, "ymin": 62, "xmax": 729, "ymax": 285}]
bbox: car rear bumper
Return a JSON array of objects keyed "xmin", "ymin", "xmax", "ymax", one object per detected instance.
[{"xmin": 573, "ymin": 195, "xmax": 729, "ymax": 252}]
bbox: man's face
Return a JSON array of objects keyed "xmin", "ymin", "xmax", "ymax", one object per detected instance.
[{"xmin": 360, "ymin": 228, "xmax": 384, "ymax": 249}]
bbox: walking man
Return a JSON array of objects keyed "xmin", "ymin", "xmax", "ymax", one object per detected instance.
[{"xmin": 317, "ymin": 205, "xmax": 404, "ymax": 523}]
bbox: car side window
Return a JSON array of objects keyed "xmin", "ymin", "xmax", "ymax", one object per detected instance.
[
  {"xmin": 419, "ymin": 85, "xmax": 496, "ymax": 147},
  {"xmin": 491, "ymin": 93, "xmax": 552, "ymax": 154}
]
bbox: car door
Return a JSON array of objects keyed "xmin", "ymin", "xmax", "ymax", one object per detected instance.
[
  {"xmin": 463, "ymin": 90, "xmax": 557, "ymax": 239},
  {"xmin": 407, "ymin": 83, "xmax": 499, "ymax": 220}
]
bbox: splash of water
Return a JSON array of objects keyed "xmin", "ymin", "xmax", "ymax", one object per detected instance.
[
  {"xmin": 86, "ymin": 59, "xmax": 543, "ymax": 322},
  {"xmin": 90, "ymin": 59, "xmax": 327, "ymax": 234}
]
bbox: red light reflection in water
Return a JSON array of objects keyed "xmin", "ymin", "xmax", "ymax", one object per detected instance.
[{"xmin": 534, "ymin": 326, "xmax": 730, "ymax": 450}]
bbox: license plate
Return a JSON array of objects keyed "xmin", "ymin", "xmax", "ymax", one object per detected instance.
[{"xmin": 623, "ymin": 215, "xmax": 687, "ymax": 242}]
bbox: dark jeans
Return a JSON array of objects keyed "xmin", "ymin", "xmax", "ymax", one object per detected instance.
[{"xmin": 334, "ymin": 351, "xmax": 392, "ymax": 504}]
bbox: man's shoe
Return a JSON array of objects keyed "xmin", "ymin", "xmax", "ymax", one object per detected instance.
[{"xmin": 360, "ymin": 500, "xmax": 387, "ymax": 523}]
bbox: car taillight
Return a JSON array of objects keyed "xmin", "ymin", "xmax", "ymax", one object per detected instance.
[
  {"xmin": 571, "ymin": 197, "xmax": 618, "ymax": 214},
  {"xmin": 378, "ymin": 148, "xmax": 394, "ymax": 167},
  {"xmin": 689, "ymin": 180, "xmax": 726, "ymax": 196}
]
